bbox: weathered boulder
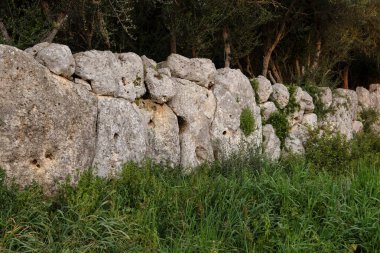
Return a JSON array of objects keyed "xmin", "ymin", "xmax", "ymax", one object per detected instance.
[
  {"xmin": 369, "ymin": 83, "xmax": 380, "ymax": 92},
  {"xmin": 255, "ymin": 75, "xmax": 273, "ymax": 103},
  {"xmin": 211, "ymin": 68, "xmax": 262, "ymax": 159},
  {"xmin": 320, "ymin": 88, "xmax": 358, "ymax": 139},
  {"xmin": 0, "ymin": 45, "xmax": 97, "ymax": 192},
  {"xmin": 356, "ymin": 87, "xmax": 371, "ymax": 111},
  {"xmin": 139, "ymin": 100, "xmax": 180, "ymax": 167},
  {"xmin": 260, "ymin": 102, "xmax": 278, "ymax": 122},
  {"xmin": 271, "ymin": 83, "xmax": 289, "ymax": 109},
  {"xmin": 26, "ymin": 42, "xmax": 75, "ymax": 78},
  {"xmin": 319, "ymin": 87, "xmax": 333, "ymax": 109},
  {"xmin": 301, "ymin": 91, "xmax": 314, "ymax": 113},
  {"xmin": 352, "ymin": 120, "xmax": 363, "ymax": 134},
  {"xmin": 287, "ymin": 87, "xmax": 304, "ymax": 127},
  {"xmin": 167, "ymin": 54, "xmax": 216, "ymax": 88},
  {"xmin": 284, "ymin": 136, "xmax": 305, "ymax": 155},
  {"xmin": 92, "ymin": 97, "xmax": 147, "ymax": 177},
  {"xmin": 302, "ymin": 113, "xmax": 318, "ymax": 128},
  {"xmin": 141, "ymin": 55, "xmax": 157, "ymax": 69},
  {"xmin": 145, "ymin": 68, "xmax": 176, "ymax": 104},
  {"xmin": 74, "ymin": 50, "xmax": 145, "ymax": 101},
  {"xmin": 168, "ymin": 78, "xmax": 216, "ymax": 169},
  {"xmin": 262, "ymin": 124, "xmax": 281, "ymax": 161},
  {"xmin": 371, "ymin": 88, "xmax": 380, "ymax": 112}
]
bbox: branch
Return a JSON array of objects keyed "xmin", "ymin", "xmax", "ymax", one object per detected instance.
[
  {"xmin": 0, "ymin": 21, "xmax": 11, "ymax": 44},
  {"xmin": 41, "ymin": 13, "xmax": 68, "ymax": 43}
]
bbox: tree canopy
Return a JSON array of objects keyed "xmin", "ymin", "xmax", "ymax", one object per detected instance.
[{"xmin": 0, "ymin": 0, "xmax": 379, "ymax": 88}]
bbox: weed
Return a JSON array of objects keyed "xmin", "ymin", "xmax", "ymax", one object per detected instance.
[
  {"xmin": 360, "ymin": 108, "xmax": 379, "ymax": 132},
  {"xmin": 266, "ymin": 111, "xmax": 289, "ymax": 147},
  {"xmin": 240, "ymin": 107, "xmax": 255, "ymax": 136}
]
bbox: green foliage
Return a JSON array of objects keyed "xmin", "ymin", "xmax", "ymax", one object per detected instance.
[
  {"xmin": 360, "ymin": 108, "xmax": 379, "ymax": 132},
  {"xmin": 250, "ymin": 78, "xmax": 259, "ymax": 100},
  {"xmin": 239, "ymin": 107, "xmax": 255, "ymax": 136},
  {"xmin": 266, "ymin": 111, "xmax": 289, "ymax": 147},
  {"xmin": 283, "ymin": 84, "xmax": 300, "ymax": 115},
  {"xmin": 304, "ymin": 130, "xmax": 352, "ymax": 174},
  {"xmin": 1, "ymin": 135, "xmax": 380, "ymax": 252},
  {"xmin": 302, "ymin": 81, "xmax": 333, "ymax": 120}
]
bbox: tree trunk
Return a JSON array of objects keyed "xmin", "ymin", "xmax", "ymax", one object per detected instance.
[
  {"xmin": 170, "ymin": 31, "xmax": 177, "ymax": 54},
  {"xmin": 245, "ymin": 55, "xmax": 253, "ymax": 77},
  {"xmin": 311, "ymin": 31, "xmax": 321, "ymax": 70},
  {"xmin": 41, "ymin": 12, "xmax": 68, "ymax": 43},
  {"xmin": 343, "ymin": 65, "xmax": 349, "ymax": 89},
  {"xmin": 223, "ymin": 25, "xmax": 231, "ymax": 68},
  {"xmin": 0, "ymin": 21, "xmax": 11, "ymax": 44},
  {"xmin": 271, "ymin": 60, "xmax": 283, "ymax": 83}
]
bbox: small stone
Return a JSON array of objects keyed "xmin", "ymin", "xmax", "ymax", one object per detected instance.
[{"xmin": 271, "ymin": 83, "xmax": 289, "ymax": 109}]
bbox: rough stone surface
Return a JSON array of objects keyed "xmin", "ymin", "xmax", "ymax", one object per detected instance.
[
  {"xmin": 74, "ymin": 50, "xmax": 145, "ymax": 101},
  {"xmin": 301, "ymin": 91, "xmax": 314, "ymax": 113},
  {"xmin": 145, "ymin": 67, "xmax": 176, "ymax": 104},
  {"xmin": 262, "ymin": 124, "xmax": 281, "ymax": 161},
  {"xmin": 167, "ymin": 54, "xmax": 216, "ymax": 88},
  {"xmin": 284, "ymin": 135, "xmax": 305, "ymax": 155},
  {"xmin": 287, "ymin": 87, "xmax": 304, "ymax": 127},
  {"xmin": 0, "ymin": 45, "xmax": 97, "ymax": 192},
  {"xmin": 139, "ymin": 100, "xmax": 180, "ymax": 167},
  {"xmin": 26, "ymin": 42, "xmax": 75, "ymax": 78},
  {"xmin": 356, "ymin": 87, "xmax": 371, "ymax": 111},
  {"xmin": 75, "ymin": 78, "xmax": 92, "ymax": 91},
  {"xmin": 319, "ymin": 87, "xmax": 332, "ymax": 109},
  {"xmin": 260, "ymin": 102, "xmax": 278, "ymax": 122},
  {"xmin": 211, "ymin": 68, "xmax": 262, "ymax": 159},
  {"xmin": 168, "ymin": 78, "xmax": 216, "ymax": 169},
  {"xmin": 141, "ymin": 55, "xmax": 157, "ymax": 69},
  {"xmin": 369, "ymin": 83, "xmax": 380, "ymax": 92},
  {"xmin": 93, "ymin": 97, "xmax": 147, "ymax": 177},
  {"xmin": 302, "ymin": 113, "xmax": 318, "ymax": 128},
  {"xmin": 320, "ymin": 88, "xmax": 358, "ymax": 139},
  {"xmin": 255, "ymin": 75, "xmax": 273, "ymax": 103},
  {"xmin": 271, "ymin": 83, "xmax": 289, "ymax": 109},
  {"xmin": 352, "ymin": 120, "xmax": 363, "ymax": 134}
]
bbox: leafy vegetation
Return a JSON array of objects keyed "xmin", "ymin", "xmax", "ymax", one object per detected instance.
[
  {"xmin": 266, "ymin": 111, "xmax": 289, "ymax": 147},
  {"xmin": 1, "ymin": 132, "xmax": 380, "ymax": 252},
  {"xmin": 360, "ymin": 108, "xmax": 379, "ymax": 132},
  {"xmin": 240, "ymin": 107, "xmax": 255, "ymax": 136}
]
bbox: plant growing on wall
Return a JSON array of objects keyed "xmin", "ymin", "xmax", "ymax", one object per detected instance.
[{"xmin": 240, "ymin": 107, "xmax": 255, "ymax": 137}]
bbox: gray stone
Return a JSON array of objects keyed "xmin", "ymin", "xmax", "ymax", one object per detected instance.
[
  {"xmin": 271, "ymin": 83, "xmax": 289, "ymax": 109},
  {"xmin": 255, "ymin": 75, "xmax": 273, "ymax": 103},
  {"xmin": 92, "ymin": 97, "xmax": 147, "ymax": 177},
  {"xmin": 369, "ymin": 83, "xmax": 380, "ymax": 92},
  {"xmin": 260, "ymin": 102, "xmax": 278, "ymax": 122},
  {"xmin": 211, "ymin": 68, "xmax": 262, "ymax": 159},
  {"xmin": 74, "ymin": 50, "xmax": 146, "ymax": 101},
  {"xmin": 356, "ymin": 87, "xmax": 371, "ymax": 110},
  {"xmin": 139, "ymin": 100, "xmax": 180, "ymax": 167},
  {"xmin": 167, "ymin": 54, "xmax": 216, "ymax": 88},
  {"xmin": 141, "ymin": 55, "xmax": 157, "ymax": 70},
  {"xmin": 284, "ymin": 136, "xmax": 305, "ymax": 155},
  {"xmin": 26, "ymin": 42, "xmax": 75, "ymax": 78},
  {"xmin": 262, "ymin": 124, "xmax": 281, "ymax": 161},
  {"xmin": 74, "ymin": 78, "xmax": 92, "ymax": 91},
  {"xmin": 158, "ymin": 67, "xmax": 171, "ymax": 77},
  {"xmin": 352, "ymin": 121, "xmax": 363, "ymax": 134},
  {"xmin": 319, "ymin": 87, "xmax": 332, "ymax": 109},
  {"xmin": 168, "ymin": 78, "xmax": 216, "ymax": 169},
  {"xmin": 302, "ymin": 113, "xmax": 318, "ymax": 128},
  {"xmin": 301, "ymin": 90, "xmax": 314, "ymax": 113},
  {"xmin": 0, "ymin": 45, "xmax": 97, "ymax": 192},
  {"xmin": 145, "ymin": 68, "xmax": 176, "ymax": 104}
]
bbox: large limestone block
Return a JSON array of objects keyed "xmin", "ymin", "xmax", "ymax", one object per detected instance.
[
  {"xmin": 211, "ymin": 68, "xmax": 262, "ymax": 159},
  {"xmin": 139, "ymin": 100, "xmax": 180, "ymax": 167},
  {"xmin": 168, "ymin": 78, "xmax": 216, "ymax": 169},
  {"xmin": 301, "ymin": 91, "xmax": 314, "ymax": 113},
  {"xmin": 320, "ymin": 88, "xmax": 358, "ymax": 139},
  {"xmin": 262, "ymin": 124, "xmax": 281, "ymax": 161},
  {"xmin": 74, "ymin": 50, "xmax": 146, "ymax": 101},
  {"xmin": 255, "ymin": 75, "xmax": 273, "ymax": 103},
  {"xmin": 25, "ymin": 42, "xmax": 75, "ymax": 78},
  {"xmin": 271, "ymin": 83, "xmax": 289, "ymax": 109},
  {"xmin": 167, "ymin": 54, "xmax": 216, "ymax": 88},
  {"xmin": 145, "ymin": 67, "xmax": 176, "ymax": 104},
  {"xmin": 0, "ymin": 45, "xmax": 97, "ymax": 191},
  {"xmin": 93, "ymin": 97, "xmax": 147, "ymax": 177},
  {"xmin": 369, "ymin": 83, "xmax": 380, "ymax": 92},
  {"xmin": 319, "ymin": 87, "xmax": 333, "ymax": 109},
  {"xmin": 260, "ymin": 101, "xmax": 278, "ymax": 122},
  {"xmin": 356, "ymin": 87, "xmax": 371, "ymax": 110}
]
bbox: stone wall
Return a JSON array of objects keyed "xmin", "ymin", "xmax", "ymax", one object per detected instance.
[{"xmin": 1, "ymin": 43, "xmax": 379, "ymax": 191}]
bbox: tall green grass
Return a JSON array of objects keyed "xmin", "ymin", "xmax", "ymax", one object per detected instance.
[{"xmin": 0, "ymin": 132, "xmax": 380, "ymax": 252}]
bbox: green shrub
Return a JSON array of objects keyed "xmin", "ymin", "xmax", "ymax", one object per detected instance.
[
  {"xmin": 240, "ymin": 107, "xmax": 255, "ymax": 136},
  {"xmin": 304, "ymin": 130, "xmax": 352, "ymax": 174},
  {"xmin": 266, "ymin": 111, "xmax": 289, "ymax": 147},
  {"xmin": 360, "ymin": 108, "xmax": 379, "ymax": 132},
  {"xmin": 302, "ymin": 81, "xmax": 334, "ymax": 120},
  {"xmin": 284, "ymin": 84, "xmax": 300, "ymax": 115}
]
